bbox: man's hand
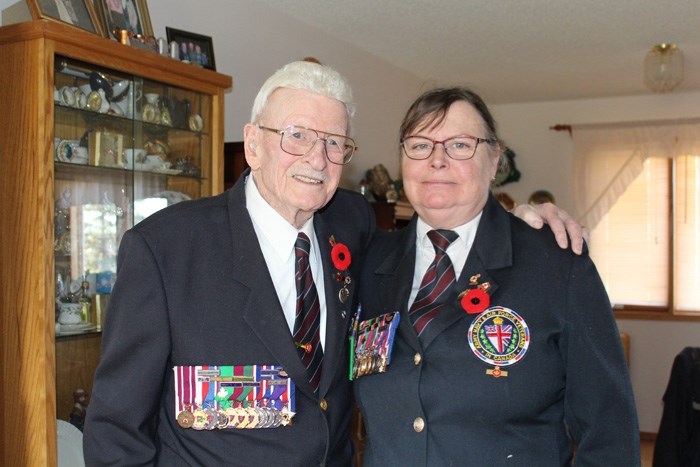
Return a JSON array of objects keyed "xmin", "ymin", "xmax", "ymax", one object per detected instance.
[{"xmin": 511, "ymin": 203, "xmax": 588, "ymax": 254}]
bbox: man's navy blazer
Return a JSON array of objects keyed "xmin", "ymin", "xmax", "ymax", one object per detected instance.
[{"xmin": 84, "ymin": 170, "xmax": 375, "ymax": 466}]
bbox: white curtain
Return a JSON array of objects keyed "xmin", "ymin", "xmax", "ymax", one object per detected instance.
[{"xmin": 572, "ymin": 118, "xmax": 700, "ymax": 229}]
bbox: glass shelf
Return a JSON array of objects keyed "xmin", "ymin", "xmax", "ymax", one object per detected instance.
[{"xmin": 52, "ymin": 55, "xmax": 213, "ymax": 337}]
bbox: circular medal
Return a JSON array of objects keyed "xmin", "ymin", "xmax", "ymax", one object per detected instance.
[
  {"xmin": 191, "ymin": 409, "xmax": 208, "ymax": 430},
  {"xmin": 338, "ymin": 286, "xmax": 349, "ymax": 304},
  {"xmin": 204, "ymin": 408, "xmax": 218, "ymax": 430},
  {"xmin": 245, "ymin": 407, "xmax": 260, "ymax": 429},
  {"xmin": 176, "ymin": 410, "xmax": 194, "ymax": 429},
  {"xmin": 235, "ymin": 407, "xmax": 249, "ymax": 429},
  {"xmin": 467, "ymin": 306, "xmax": 530, "ymax": 367},
  {"xmin": 270, "ymin": 408, "xmax": 282, "ymax": 428},
  {"xmin": 257, "ymin": 407, "xmax": 272, "ymax": 428},
  {"xmin": 225, "ymin": 407, "xmax": 240, "ymax": 428},
  {"xmin": 216, "ymin": 409, "xmax": 229, "ymax": 429}
]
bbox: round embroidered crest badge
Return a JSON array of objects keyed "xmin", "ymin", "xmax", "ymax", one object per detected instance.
[{"xmin": 467, "ymin": 306, "xmax": 530, "ymax": 367}]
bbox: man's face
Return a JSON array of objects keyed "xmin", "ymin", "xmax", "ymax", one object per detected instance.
[{"xmin": 244, "ymin": 88, "xmax": 348, "ymax": 227}]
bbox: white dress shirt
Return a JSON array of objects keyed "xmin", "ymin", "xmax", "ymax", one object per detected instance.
[
  {"xmin": 408, "ymin": 213, "xmax": 482, "ymax": 309},
  {"xmin": 245, "ymin": 175, "xmax": 327, "ymax": 349}
]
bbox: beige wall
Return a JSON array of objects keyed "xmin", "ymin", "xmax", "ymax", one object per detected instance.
[
  {"xmin": 4, "ymin": 0, "xmax": 699, "ymax": 435},
  {"xmin": 146, "ymin": 0, "xmax": 425, "ymax": 188},
  {"xmin": 491, "ymin": 93, "xmax": 700, "ymax": 433}
]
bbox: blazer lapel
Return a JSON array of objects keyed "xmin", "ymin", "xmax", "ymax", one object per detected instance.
[
  {"xmin": 313, "ymin": 216, "xmax": 354, "ymax": 396},
  {"xmin": 226, "ymin": 178, "xmax": 318, "ymax": 399},
  {"xmin": 418, "ymin": 195, "xmax": 512, "ymax": 349},
  {"xmin": 375, "ymin": 222, "xmax": 423, "ymax": 353}
]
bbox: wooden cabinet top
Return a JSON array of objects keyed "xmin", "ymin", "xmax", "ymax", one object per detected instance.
[{"xmin": 0, "ymin": 20, "xmax": 232, "ymax": 93}]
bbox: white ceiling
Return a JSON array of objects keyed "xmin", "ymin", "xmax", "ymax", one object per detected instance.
[{"xmin": 256, "ymin": 0, "xmax": 700, "ymax": 104}]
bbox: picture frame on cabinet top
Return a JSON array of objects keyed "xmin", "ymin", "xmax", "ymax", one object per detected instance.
[
  {"xmin": 27, "ymin": 0, "xmax": 103, "ymax": 35},
  {"xmin": 166, "ymin": 27, "xmax": 216, "ymax": 71},
  {"xmin": 92, "ymin": 0, "xmax": 153, "ymax": 42}
]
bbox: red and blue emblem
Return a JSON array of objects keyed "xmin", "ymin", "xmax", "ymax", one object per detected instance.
[{"xmin": 467, "ymin": 306, "xmax": 530, "ymax": 367}]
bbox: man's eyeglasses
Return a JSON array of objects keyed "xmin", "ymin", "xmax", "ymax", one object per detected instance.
[
  {"xmin": 257, "ymin": 125, "xmax": 357, "ymax": 165},
  {"xmin": 400, "ymin": 134, "xmax": 497, "ymax": 161}
]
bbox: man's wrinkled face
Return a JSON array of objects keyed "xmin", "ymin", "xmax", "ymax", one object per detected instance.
[{"xmin": 244, "ymin": 88, "xmax": 348, "ymax": 227}]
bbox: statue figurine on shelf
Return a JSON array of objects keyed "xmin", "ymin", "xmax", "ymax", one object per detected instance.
[{"xmin": 69, "ymin": 388, "xmax": 90, "ymax": 431}]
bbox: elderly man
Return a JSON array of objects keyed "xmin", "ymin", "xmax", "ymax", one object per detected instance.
[{"xmin": 84, "ymin": 62, "xmax": 584, "ymax": 466}]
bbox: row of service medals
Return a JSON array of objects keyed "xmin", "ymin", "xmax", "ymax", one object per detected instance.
[
  {"xmin": 350, "ymin": 310, "xmax": 400, "ymax": 380},
  {"xmin": 174, "ymin": 365, "xmax": 295, "ymax": 430},
  {"xmin": 177, "ymin": 403, "xmax": 295, "ymax": 430}
]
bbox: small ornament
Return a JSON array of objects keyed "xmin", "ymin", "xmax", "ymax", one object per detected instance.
[
  {"xmin": 486, "ymin": 366, "xmax": 509, "ymax": 378},
  {"xmin": 459, "ymin": 273, "xmax": 492, "ymax": 314}
]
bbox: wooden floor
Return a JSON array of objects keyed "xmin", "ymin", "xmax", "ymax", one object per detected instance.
[{"xmin": 641, "ymin": 439, "xmax": 654, "ymax": 467}]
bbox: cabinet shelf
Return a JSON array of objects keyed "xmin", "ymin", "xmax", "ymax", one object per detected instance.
[{"xmin": 55, "ymin": 103, "xmax": 210, "ymax": 136}]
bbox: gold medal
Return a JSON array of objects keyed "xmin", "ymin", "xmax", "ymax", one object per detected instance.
[
  {"xmin": 234, "ymin": 407, "xmax": 249, "ymax": 429},
  {"xmin": 176, "ymin": 410, "xmax": 194, "ymax": 429},
  {"xmin": 245, "ymin": 407, "xmax": 260, "ymax": 429},
  {"xmin": 226, "ymin": 407, "xmax": 239, "ymax": 428},
  {"xmin": 191, "ymin": 409, "xmax": 208, "ymax": 430}
]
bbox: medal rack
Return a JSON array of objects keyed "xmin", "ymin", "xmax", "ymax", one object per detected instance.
[{"xmin": 0, "ymin": 20, "xmax": 231, "ymax": 466}]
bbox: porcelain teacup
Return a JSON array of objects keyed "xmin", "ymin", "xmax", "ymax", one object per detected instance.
[
  {"xmin": 58, "ymin": 302, "xmax": 83, "ymax": 324},
  {"xmin": 123, "ymin": 148, "xmax": 147, "ymax": 167},
  {"xmin": 112, "ymin": 79, "xmax": 130, "ymax": 100},
  {"xmin": 144, "ymin": 93, "xmax": 160, "ymax": 106}
]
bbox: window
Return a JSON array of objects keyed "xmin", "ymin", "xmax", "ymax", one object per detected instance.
[{"xmin": 589, "ymin": 155, "xmax": 700, "ymax": 315}]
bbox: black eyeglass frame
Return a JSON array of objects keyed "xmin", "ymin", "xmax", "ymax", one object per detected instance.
[
  {"xmin": 400, "ymin": 134, "xmax": 498, "ymax": 161},
  {"xmin": 257, "ymin": 124, "xmax": 357, "ymax": 165}
]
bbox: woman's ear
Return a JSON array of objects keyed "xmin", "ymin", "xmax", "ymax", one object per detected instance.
[{"xmin": 243, "ymin": 123, "xmax": 260, "ymax": 170}]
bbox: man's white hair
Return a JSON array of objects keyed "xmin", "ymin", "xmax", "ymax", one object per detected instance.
[{"xmin": 250, "ymin": 61, "xmax": 356, "ymax": 133}]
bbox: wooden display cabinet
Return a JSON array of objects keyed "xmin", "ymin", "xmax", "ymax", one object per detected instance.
[{"xmin": 0, "ymin": 20, "xmax": 232, "ymax": 466}]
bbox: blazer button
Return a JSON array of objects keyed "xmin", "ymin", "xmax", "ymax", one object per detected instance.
[
  {"xmin": 414, "ymin": 353, "xmax": 422, "ymax": 365},
  {"xmin": 413, "ymin": 417, "xmax": 425, "ymax": 432},
  {"xmin": 319, "ymin": 399, "xmax": 328, "ymax": 411}
]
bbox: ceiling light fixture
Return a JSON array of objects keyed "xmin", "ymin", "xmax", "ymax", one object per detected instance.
[{"xmin": 644, "ymin": 43, "xmax": 683, "ymax": 93}]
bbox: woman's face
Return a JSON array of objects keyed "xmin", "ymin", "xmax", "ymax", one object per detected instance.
[{"xmin": 401, "ymin": 101, "xmax": 500, "ymax": 229}]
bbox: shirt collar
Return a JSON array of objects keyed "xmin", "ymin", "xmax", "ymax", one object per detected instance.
[
  {"xmin": 245, "ymin": 174, "xmax": 316, "ymax": 260},
  {"xmin": 415, "ymin": 212, "xmax": 482, "ymax": 250}
]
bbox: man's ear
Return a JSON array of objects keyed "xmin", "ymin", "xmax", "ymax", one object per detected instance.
[{"xmin": 243, "ymin": 123, "xmax": 260, "ymax": 170}]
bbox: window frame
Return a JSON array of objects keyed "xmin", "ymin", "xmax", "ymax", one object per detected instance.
[{"xmin": 609, "ymin": 157, "xmax": 700, "ymax": 321}]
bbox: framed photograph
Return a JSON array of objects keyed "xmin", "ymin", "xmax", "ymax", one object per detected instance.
[
  {"xmin": 26, "ymin": 0, "xmax": 103, "ymax": 35},
  {"xmin": 89, "ymin": 131, "xmax": 123, "ymax": 167},
  {"xmin": 166, "ymin": 27, "xmax": 216, "ymax": 71},
  {"xmin": 92, "ymin": 0, "xmax": 153, "ymax": 41}
]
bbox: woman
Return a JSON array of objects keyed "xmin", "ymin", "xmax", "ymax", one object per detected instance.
[{"xmin": 353, "ymin": 87, "xmax": 639, "ymax": 465}]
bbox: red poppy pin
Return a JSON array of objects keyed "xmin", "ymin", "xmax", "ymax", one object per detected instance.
[
  {"xmin": 329, "ymin": 235, "xmax": 352, "ymax": 304},
  {"xmin": 330, "ymin": 236, "xmax": 351, "ymax": 271},
  {"xmin": 458, "ymin": 273, "xmax": 492, "ymax": 314}
]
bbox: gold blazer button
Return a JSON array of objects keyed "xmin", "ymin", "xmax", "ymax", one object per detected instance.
[{"xmin": 413, "ymin": 417, "xmax": 425, "ymax": 432}]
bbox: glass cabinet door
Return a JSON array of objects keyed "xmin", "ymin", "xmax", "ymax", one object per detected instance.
[{"xmin": 52, "ymin": 55, "xmax": 212, "ymax": 423}]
